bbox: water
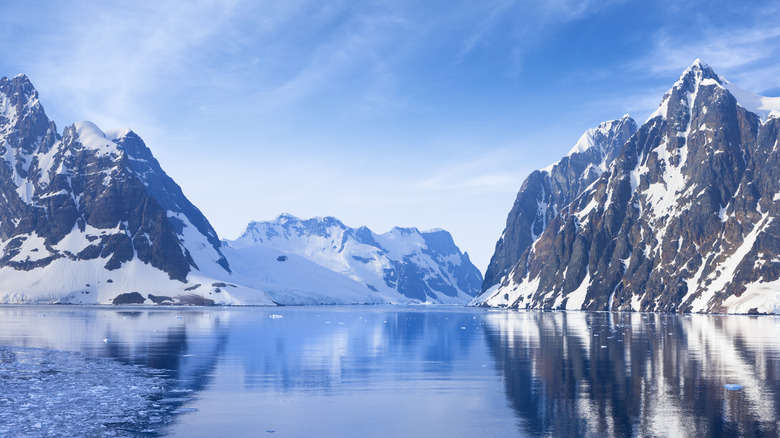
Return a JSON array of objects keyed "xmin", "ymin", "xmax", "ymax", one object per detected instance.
[{"xmin": 0, "ymin": 306, "xmax": 779, "ymax": 437}]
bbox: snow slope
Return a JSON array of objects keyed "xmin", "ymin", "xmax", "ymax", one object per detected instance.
[{"xmin": 227, "ymin": 214, "xmax": 483, "ymax": 304}]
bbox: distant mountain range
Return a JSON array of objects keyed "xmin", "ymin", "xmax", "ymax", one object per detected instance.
[
  {"xmin": 472, "ymin": 60, "xmax": 780, "ymax": 314},
  {"xmin": 225, "ymin": 214, "xmax": 482, "ymax": 304},
  {"xmin": 0, "ymin": 74, "xmax": 481, "ymax": 305}
]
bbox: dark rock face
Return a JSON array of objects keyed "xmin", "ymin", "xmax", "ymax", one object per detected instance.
[
  {"xmin": 229, "ymin": 215, "xmax": 484, "ymax": 302},
  {"xmin": 177, "ymin": 293, "xmax": 215, "ymax": 306},
  {"xmin": 474, "ymin": 61, "xmax": 780, "ymax": 314},
  {"xmin": 147, "ymin": 294, "xmax": 173, "ymax": 304},
  {"xmin": 0, "ymin": 75, "xmax": 229, "ymax": 284},
  {"xmin": 482, "ymin": 115, "xmax": 637, "ymax": 291},
  {"xmin": 112, "ymin": 292, "xmax": 146, "ymax": 305}
]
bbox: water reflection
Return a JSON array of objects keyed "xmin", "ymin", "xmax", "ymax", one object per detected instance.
[
  {"xmin": 2, "ymin": 306, "xmax": 779, "ymax": 437},
  {"xmin": 227, "ymin": 308, "xmax": 480, "ymax": 392},
  {"xmin": 0, "ymin": 307, "xmax": 228, "ymax": 436},
  {"xmin": 483, "ymin": 311, "xmax": 780, "ymax": 437}
]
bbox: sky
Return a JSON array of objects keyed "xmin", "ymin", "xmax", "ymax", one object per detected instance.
[{"xmin": 1, "ymin": 0, "xmax": 780, "ymax": 272}]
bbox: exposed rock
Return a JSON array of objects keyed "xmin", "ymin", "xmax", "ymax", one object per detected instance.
[
  {"xmin": 112, "ymin": 292, "xmax": 146, "ymax": 305},
  {"xmin": 0, "ymin": 74, "xmax": 232, "ymax": 301},
  {"xmin": 147, "ymin": 294, "xmax": 173, "ymax": 304},
  {"xmin": 177, "ymin": 294, "xmax": 215, "ymax": 306},
  {"xmin": 473, "ymin": 60, "xmax": 780, "ymax": 314}
]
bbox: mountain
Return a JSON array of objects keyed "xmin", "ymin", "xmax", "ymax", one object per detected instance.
[
  {"xmin": 481, "ymin": 115, "xmax": 637, "ymax": 292},
  {"xmin": 472, "ymin": 60, "xmax": 780, "ymax": 314},
  {"xmin": 226, "ymin": 214, "xmax": 483, "ymax": 304},
  {"xmin": 0, "ymin": 74, "xmax": 478, "ymax": 306},
  {"xmin": 0, "ymin": 74, "xmax": 271, "ymax": 305}
]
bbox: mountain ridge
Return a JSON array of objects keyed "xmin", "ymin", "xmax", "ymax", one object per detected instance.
[
  {"xmin": 0, "ymin": 75, "xmax": 477, "ymax": 305},
  {"xmin": 226, "ymin": 214, "xmax": 483, "ymax": 303},
  {"xmin": 473, "ymin": 60, "xmax": 780, "ymax": 314}
]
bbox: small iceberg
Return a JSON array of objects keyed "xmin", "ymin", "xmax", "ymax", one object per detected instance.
[
  {"xmin": 269, "ymin": 314, "xmax": 283, "ymax": 319},
  {"xmin": 724, "ymin": 384, "xmax": 743, "ymax": 391}
]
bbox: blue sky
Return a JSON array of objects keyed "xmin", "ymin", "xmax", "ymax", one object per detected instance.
[{"xmin": 2, "ymin": 0, "xmax": 780, "ymax": 271}]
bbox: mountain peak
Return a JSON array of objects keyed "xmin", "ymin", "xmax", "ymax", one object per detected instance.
[
  {"xmin": 0, "ymin": 74, "xmax": 43, "ymax": 122},
  {"xmin": 562, "ymin": 115, "xmax": 637, "ymax": 159},
  {"xmin": 1, "ymin": 74, "xmax": 37, "ymax": 97},
  {"xmin": 228, "ymin": 215, "xmax": 483, "ymax": 303},
  {"xmin": 276, "ymin": 213, "xmax": 300, "ymax": 222},
  {"xmin": 647, "ymin": 60, "xmax": 724, "ymax": 122},
  {"xmin": 679, "ymin": 58, "xmax": 719, "ymax": 83}
]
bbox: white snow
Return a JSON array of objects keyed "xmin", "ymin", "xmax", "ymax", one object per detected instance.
[
  {"xmin": 722, "ymin": 81, "xmax": 780, "ymax": 122},
  {"xmin": 692, "ymin": 214, "xmax": 772, "ymax": 312},
  {"xmin": 228, "ymin": 216, "xmax": 477, "ymax": 304},
  {"xmin": 567, "ymin": 129, "xmax": 596, "ymax": 156},
  {"xmin": 103, "ymin": 128, "xmax": 132, "ymax": 140},
  {"xmin": 723, "ymin": 279, "xmax": 780, "ymax": 314},
  {"xmin": 565, "ymin": 268, "xmax": 590, "ymax": 310},
  {"xmin": 222, "ymin": 244, "xmax": 385, "ymax": 305},
  {"xmin": 73, "ymin": 121, "xmax": 121, "ymax": 156}
]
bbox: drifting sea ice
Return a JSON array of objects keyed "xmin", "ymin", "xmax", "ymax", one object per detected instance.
[{"xmin": 0, "ymin": 346, "xmax": 189, "ymax": 437}]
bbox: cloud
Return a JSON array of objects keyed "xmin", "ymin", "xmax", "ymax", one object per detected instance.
[
  {"xmin": 3, "ymin": 1, "xmax": 249, "ymax": 135},
  {"xmin": 633, "ymin": 7, "xmax": 780, "ymax": 93},
  {"xmin": 455, "ymin": 0, "xmax": 627, "ymax": 66},
  {"xmin": 416, "ymin": 148, "xmax": 529, "ymax": 194}
]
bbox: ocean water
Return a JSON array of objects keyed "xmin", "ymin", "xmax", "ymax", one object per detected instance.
[{"xmin": 0, "ymin": 306, "xmax": 778, "ymax": 437}]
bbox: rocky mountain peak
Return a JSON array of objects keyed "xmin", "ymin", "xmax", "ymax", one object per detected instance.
[
  {"xmin": 0, "ymin": 74, "xmax": 39, "ymax": 109},
  {"xmin": 475, "ymin": 61, "xmax": 780, "ymax": 314},
  {"xmin": 0, "ymin": 74, "xmax": 233, "ymax": 303},
  {"xmin": 1, "ymin": 75, "xmax": 54, "ymax": 159},
  {"xmin": 481, "ymin": 115, "xmax": 637, "ymax": 292},
  {"xmin": 648, "ymin": 59, "xmax": 725, "ymax": 123}
]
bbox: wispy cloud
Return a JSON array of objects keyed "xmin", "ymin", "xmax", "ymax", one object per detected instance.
[
  {"xmin": 17, "ymin": 1, "xmax": 245, "ymax": 129},
  {"xmin": 417, "ymin": 148, "xmax": 529, "ymax": 194},
  {"xmin": 455, "ymin": 0, "xmax": 627, "ymax": 70},
  {"xmin": 633, "ymin": 6, "xmax": 780, "ymax": 93}
]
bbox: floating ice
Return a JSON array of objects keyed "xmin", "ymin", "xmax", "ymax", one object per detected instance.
[
  {"xmin": 175, "ymin": 315, "xmax": 183, "ymax": 320},
  {"xmin": 269, "ymin": 314, "xmax": 283, "ymax": 319},
  {"xmin": 0, "ymin": 346, "xmax": 191, "ymax": 437},
  {"xmin": 102, "ymin": 338, "xmax": 111, "ymax": 343}
]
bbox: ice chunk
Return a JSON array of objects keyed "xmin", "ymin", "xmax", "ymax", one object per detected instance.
[{"xmin": 0, "ymin": 346, "xmax": 189, "ymax": 436}]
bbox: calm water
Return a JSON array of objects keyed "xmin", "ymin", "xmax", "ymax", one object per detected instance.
[{"xmin": 0, "ymin": 306, "xmax": 779, "ymax": 437}]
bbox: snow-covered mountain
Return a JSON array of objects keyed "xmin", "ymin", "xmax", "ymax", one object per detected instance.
[
  {"xmin": 0, "ymin": 74, "xmax": 479, "ymax": 306},
  {"xmin": 226, "ymin": 214, "xmax": 483, "ymax": 304},
  {"xmin": 472, "ymin": 60, "xmax": 780, "ymax": 314},
  {"xmin": 0, "ymin": 74, "xmax": 269, "ymax": 305},
  {"xmin": 481, "ymin": 115, "xmax": 637, "ymax": 292}
]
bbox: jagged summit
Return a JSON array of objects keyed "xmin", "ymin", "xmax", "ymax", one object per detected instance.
[
  {"xmin": 228, "ymin": 215, "xmax": 483, "ymax": 303},
  {"xmin": 647, "ymin": 59, "xmax": 724, "ymax": 122},
  {"xmin": 482, "ymin": 115, "xmax": 637, "ymax": 292},
  {"xmin": 474, "ymin": 61, "xmax": 780, "ymax": 314},
  {"xmin": 563, "ymin": 114, "xmax": 636, "ymax": 160},
  {"xmin": 0, "ymin": 74, "xmax": 246, "ymax": 305}
]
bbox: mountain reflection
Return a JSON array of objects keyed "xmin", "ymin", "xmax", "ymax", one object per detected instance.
[
  {"xmin": 483, "ymin": 311, "xmax": 780, "ymax": 437},
  {"xmin": 0, "ymin": 307, "xmax": 228, "ymax": 436},
  {"xmin": 226, "ymin": 308, "xmax": 480, "ymax": 392},
  {"xmin": 3, "ymin": 306, "xmax": 778, "ymax": 436}
]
